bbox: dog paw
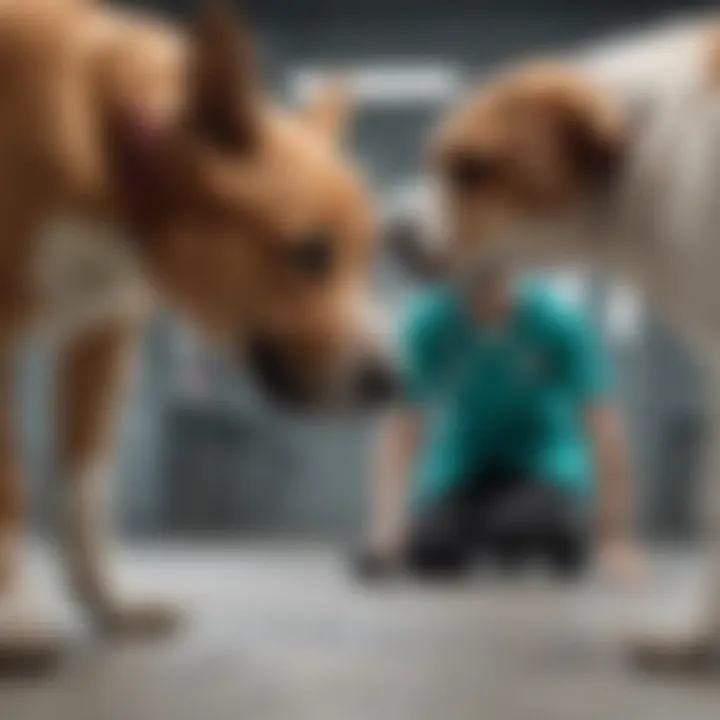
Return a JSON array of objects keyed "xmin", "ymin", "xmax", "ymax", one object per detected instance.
[
  {"xmin": 95, "ymin": 599, "xmax": 185, "ymax": 639},
  {"xmin": 628, "ymin": 629, "xmax": 720, "ymax": 675},
  {"xmin": 0, "ymin": 623, "xmax": 64, "ymax": 678}
]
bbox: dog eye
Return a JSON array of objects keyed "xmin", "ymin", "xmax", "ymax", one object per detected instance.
[
  {"xmin": 444, "ymin": 152, "xmax": 498, "ymax": 192},
  {"xmin": 289, "ymin": 233, "xmax": 334, "ymax": 279}
]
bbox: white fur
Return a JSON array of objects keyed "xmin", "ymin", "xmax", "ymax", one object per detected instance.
[
  {"xmin": 32, "ymin": 219, "xmax": 153, "ymax": 345},
  {"xmin": 60, "ymin": 459, "xmax": 113, "ymax": 609},
  {"xmin": 552, "ymin": 17, "xmax": 720, "ymax": 639}
]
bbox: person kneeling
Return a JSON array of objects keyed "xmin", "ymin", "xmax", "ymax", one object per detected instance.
[{"xmin": 358, "ymin": 271, "xmax": 642, "ymax": 582}]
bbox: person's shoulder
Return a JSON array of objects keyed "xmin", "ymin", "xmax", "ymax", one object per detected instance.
[
  {"xmin": 403, "ymin": 284, "xmax": 460, "ymax": 332},
  {"xmin": 399, "ymin": 284, "xmax": 464, "ymax": 360},
  {"xmin": 517, "ymin": 276, "xmax": 591, "ymax": 337}
]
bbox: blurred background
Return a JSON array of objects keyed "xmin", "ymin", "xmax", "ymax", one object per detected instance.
[
  {"xmin": 16, "ymin": 0, "xmax": 717, "ymax": 545},
  {"xmin": 5, "ymin": 1, "xmax": 720, "ymax": 718}
]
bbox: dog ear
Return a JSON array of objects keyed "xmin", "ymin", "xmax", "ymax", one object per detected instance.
[
  {"xmin": 529, "ymin": 76, "xmax": 627, "ymax": 189},
  {"xmin": 303, "ymin": 79, "xmax": 353, "ymax": 143},
  {"xmin": 106, "ymin": 3, "xmax": 263, "ymax": 236},
  {"xmin": 184, "ymin": 0, "xmax": 260, "ymax": 154},
  {"xmin": 508, "ymin": 76, "xmax": 626, "ymax": 203},
  {"xmin": 560, "ymin": 100, "xmax": 626, "ymax": 188}
]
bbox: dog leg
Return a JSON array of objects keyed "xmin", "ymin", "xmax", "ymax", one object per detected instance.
[
  {"xmin": 0, "ymin": 353, "xmax": 63, "ymax": 675},
  {"xmin": 57, "ymin": 318, "xmax": 181, "ymax": 638},
  {"xmin": 0, "ymin": 433, "xmax": 22, "ymax": 595},
  {"xmin": 630, "ymin": 371, "xmax": 720, "ymax": 674}
]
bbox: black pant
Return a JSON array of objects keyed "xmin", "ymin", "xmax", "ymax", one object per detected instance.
[{"xmin": 406, "ymin": 467, "xmax": 589, "ymax": 578}]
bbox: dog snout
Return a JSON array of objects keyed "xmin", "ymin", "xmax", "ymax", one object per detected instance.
[
  {"xmin": 246, "ymin": 336, "xmax": 308, "ymax": 406},
  {"xmin": 351, "ymin": 355, "xmax": 402, "ymax": 406}
]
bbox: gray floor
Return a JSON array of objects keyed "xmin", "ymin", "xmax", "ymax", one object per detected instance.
[{"xmin": 0, "ymin": 544, "xmax": 718, "ymax": 719}]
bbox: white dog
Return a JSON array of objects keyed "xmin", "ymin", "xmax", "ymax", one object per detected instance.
[{"xmin": 390, "ymin": 15, "xmax": 720, "ymax": 671}]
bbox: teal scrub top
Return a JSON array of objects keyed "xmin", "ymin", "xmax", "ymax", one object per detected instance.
[{"xmin": 400, "ymin": 280, "xmax": 611, "ymax": 505}]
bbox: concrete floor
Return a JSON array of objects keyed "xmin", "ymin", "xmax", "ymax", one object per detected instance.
[{"xmin": 0, "ymin": 544, "xmax": 718, "ymax": 719}]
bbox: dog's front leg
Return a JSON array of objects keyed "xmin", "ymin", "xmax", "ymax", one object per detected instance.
[
  {"xmin": 0, "ymin": 361, "xmax": 22, "ymax": 594},
  {"xmin": 57, "ymin": 318, "xmax": 180, "ymax": 637},
  {"xmin": 631, "ymin": 366, "xmax": 720, "ymax": 673},
  {"xmin": 0, "ymin": 351, "xmax": 63, "ymax": 674}
]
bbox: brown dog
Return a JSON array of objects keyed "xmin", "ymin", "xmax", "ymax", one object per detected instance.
[{"xmin": 0, "ymin": 0, "xmax": 394, "ymax": 669}]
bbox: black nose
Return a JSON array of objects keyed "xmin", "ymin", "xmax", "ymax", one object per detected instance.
[
  {"xmin": 354, "ymin": 359, "xmax": 402, "ymax": 406},
  {"xmin": 246, "ymin": 337, "xmax": 306, "ymax": 406}
]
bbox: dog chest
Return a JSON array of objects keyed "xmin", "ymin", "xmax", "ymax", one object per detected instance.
[{"xmin": 33, "ymin": 220, "xmax": 152, "ymax": 341}]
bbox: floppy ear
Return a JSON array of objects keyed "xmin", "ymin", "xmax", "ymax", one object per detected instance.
[
  {"xmin": 556, "ymin": 83, "xmax": 627, "ymax": 186},
  {"xmin": 559, "ymin": 97, "xmax": 626, "ymax": 188},
  {"xmin": 303, "ymin": 79, "xmax": 353, "ymax": 143},
  {"xmin": 507, "ymin": 69, "xmax": 626, "ymax": 198},
  {"xmin": 185, "ymin": 0, "xmax": 260, "ymax": 154}
]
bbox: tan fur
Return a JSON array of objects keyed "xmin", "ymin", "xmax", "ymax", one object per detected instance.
[
  {"xmin": 431, "ymin": 63, "xmax": 625, "ymax": 256},
  {"xmin": 56, "ymin": 317, "xmax": 176, "ymax": 634},
  {"xmin": 0, "ymin": 0, "xmax": 382, "ymax": 665},
  {"xmin": 704, "ymin": 24, "xmax": 720, "ymax": 87},
  {"xmin": 56, "ymin": 320, "xmax": 136, "ymax": 588},
  {"xmin": 0, "ymin": 355, "xmax": 22, "ymax": 594},
  {"xmin": 303, "ymin": 79, "xmax": 353, "ymax": 141}
]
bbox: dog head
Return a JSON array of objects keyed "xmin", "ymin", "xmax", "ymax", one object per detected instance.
[
  {"xmin": 110, "ymin": 3, "xmax": 398, "ymax": 409},
  {"xmin": 422, "ymin": 63, "xmax": 626, "ymax": 272}
]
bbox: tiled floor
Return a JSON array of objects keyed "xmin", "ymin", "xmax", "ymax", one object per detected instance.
[{"xmin": 0, "ymin": 544, "xmax": 717, "ymax": 719}]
